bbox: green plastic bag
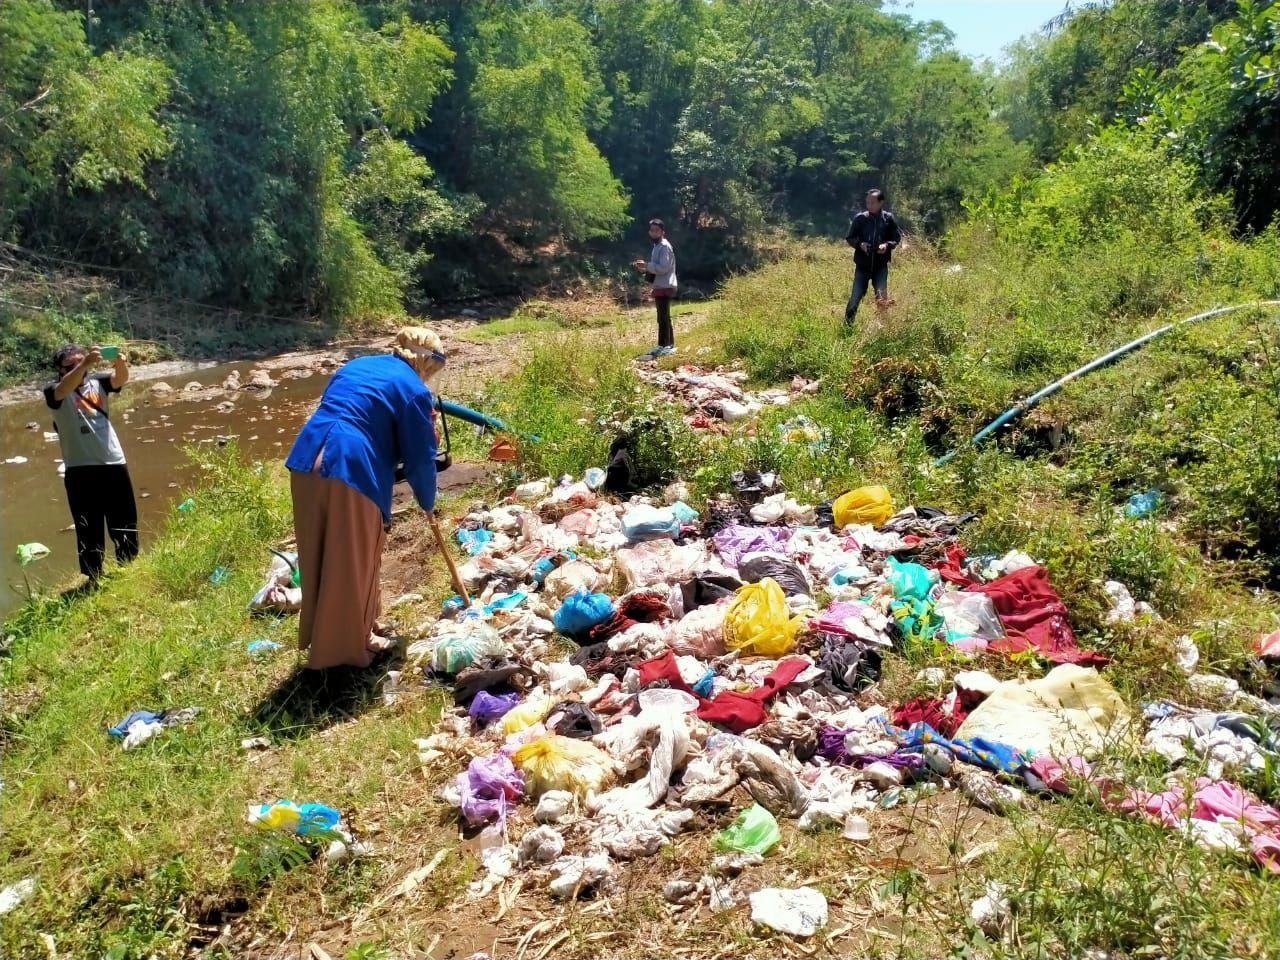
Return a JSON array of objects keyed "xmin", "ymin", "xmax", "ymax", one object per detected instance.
[
  {"xmin": 15, "ymin": 543, "xmax": 50, "ymax": 566},
  {"xmin": 712, "ymin": 803, "xmax": 781, "ymax": 855},
  {"xmin": 886, "ymin": 557, "xmax": 934, "ymax": 602}
]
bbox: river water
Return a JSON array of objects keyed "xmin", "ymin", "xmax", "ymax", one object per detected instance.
[{"xmin": 0, "ymin": 354, "xmax": 343, "ymax": 619}]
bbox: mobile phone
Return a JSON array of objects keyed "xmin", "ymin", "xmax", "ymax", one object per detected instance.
[{"xmin": 99, "ymin": 346, "xmax": 120, "ymax": 360}]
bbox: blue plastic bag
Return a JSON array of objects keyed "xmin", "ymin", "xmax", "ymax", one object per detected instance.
[
  {"xmin": 553, "ymin": 590, "xmax": 615, "ymax": 637},
  {"xmin": 621, "ymin": 505, "xmax": 681, "ymax": 541},
  {"xmin": 1125, "ymin": 489, "xmax": 1162, "ymax": 518},
  {"xmin": 457, "ymin": 528, "xmax": 495, "ymax": 556}
]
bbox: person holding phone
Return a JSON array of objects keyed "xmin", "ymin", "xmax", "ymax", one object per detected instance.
[
  {"xmin": 844, "ymin": 188, "xmax": 901, "ymax": 325},
  {"xmin": 632, "ymin": 218, "xmax": 678, "ymax": 358},
  {"xmin": 43, "ymin": 344, "xmax": 138, "ymax": 582}
]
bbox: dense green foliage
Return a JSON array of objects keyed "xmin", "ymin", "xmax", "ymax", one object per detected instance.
[
  {"xmin": 999, "ymin": 0, "xmax": 1280, "ymax": 230},
  {"xmin": 2, "ymin": 0, "xmax": 1026, "ymax": 318}
]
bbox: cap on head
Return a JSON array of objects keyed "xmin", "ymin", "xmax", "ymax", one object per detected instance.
[{"xmin": 648, "ymin": 218, "xmax": 666, "ymax": 233}]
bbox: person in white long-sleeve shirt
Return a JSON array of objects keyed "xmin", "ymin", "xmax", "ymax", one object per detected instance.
[{"xmin": 632, "ymin": 218, "xmax": 678, "ymax": 357}]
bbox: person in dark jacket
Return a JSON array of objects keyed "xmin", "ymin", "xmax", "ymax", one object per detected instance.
[
  {"xmin": 844, "ymin": 188, "xmax": 901, "ymax": 324},
  {"xmin": 285, "ymin": 327, "xmax": 444, "ymax": 670}
]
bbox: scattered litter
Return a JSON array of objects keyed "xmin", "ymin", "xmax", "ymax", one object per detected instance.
[
  {"xmin": 15, "ymin": 542, "xmax": 51, "ymax": 566},
  {"xmin": 249, "ymin": 551, "xmax": 300, "ymax": 612},
  {"xmin": 0, "ymin": 877, "xmax": 37, "ymax": 915},
  {"xmin": 712, "ymin": 804, "xmax": 781, "ymax": 855},
  {"xmin": 1174, "ymin": 634, "xmax": 1200, "ymax": 674},
  {"xmin": 246, "ymin": 638, "xmax": 281, "ymax": 655},
  {"xmin": 397, "ymin": 451, "xmax": 1275, "ymax": 919},
  {"xmin": 107, "ymin": 707, "xmax": 199, "ymax": 750},
  {"xmin": 1103, "ymin": 580, "xmax": 1155, "ymax": 624},
  {"xmin": 969, "ymin": 881, "xmax": 1010, "ymax": 937},
  {"xmin": 1124, "ymin": 489, "xmax": 1162, "ymax": 518},
  {"xmin": 749, "ymin": 886, "xmax": 828, "ymax": 937},
  {"xmin": 209, "ymin": 566, "xmax": 230, "ymax": 585},
  {"xmin": 248, "ymin": 799, "xmax": 369, "ymax": 864}
]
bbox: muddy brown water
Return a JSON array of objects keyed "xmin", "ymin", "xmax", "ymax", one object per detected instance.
[{"xmin": 0, "ymin": 333, "xmax": 507, "ymax": 620}]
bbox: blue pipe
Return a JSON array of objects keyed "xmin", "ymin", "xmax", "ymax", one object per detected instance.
[{"xmin": 935, "ymin": 300, "xmax": 1280, "ymax": 466}]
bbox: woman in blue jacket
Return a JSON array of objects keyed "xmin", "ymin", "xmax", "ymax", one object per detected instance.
[{"xmin": 286, "ymin": 327, "xmax": 445, "ymax": 669}]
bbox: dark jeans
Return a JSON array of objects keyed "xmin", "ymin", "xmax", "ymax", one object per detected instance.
[
  {"xmin": 845, "ymin": 262, "xmax": 889, "ymax": 322},
  {"xmin": 64, "ymin": 464, "xmax": 139, "ymax": 580},
  {"xmin": 654, "ymin": 290, "xmax": 675, "ymax": 347}
]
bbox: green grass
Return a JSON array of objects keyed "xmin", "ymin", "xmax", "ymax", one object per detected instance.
[{"xmin": 0, "ymin": 448, "xmax": 463, "ymax": 960}]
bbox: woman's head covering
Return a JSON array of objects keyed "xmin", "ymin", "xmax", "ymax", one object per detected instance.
[{"xmin": 393, "ymin": 326, "xmax": 446, "ymax": 381}]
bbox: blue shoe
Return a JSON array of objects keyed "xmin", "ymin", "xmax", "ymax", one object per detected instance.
[{"xmin": 655, "ymin": 346, "xmax": 676, "ymax": 357}]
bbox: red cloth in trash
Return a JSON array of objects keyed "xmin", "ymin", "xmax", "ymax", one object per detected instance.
[
  {"xmin": 637, "ymin": 649, "xmax": 808, "ymax": 733},
  {"xmin": 935, "ymin": 543, "xmax": 978, "ymax": 587},
  {"xmin": 586, "ymin": 593, "xmax": 671, "ymax": 643},
  {"xmin": 891, "ymin": 696, "xmax": 966, "ymax": 737},
  {"xmin": 965, "ymin": 565, "xmax": 1108, "ymax": 666}
]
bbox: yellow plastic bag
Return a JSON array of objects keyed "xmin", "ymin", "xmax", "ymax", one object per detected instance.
[
  {"xmin": 501, "ymin": 695, "xmax": 553, "ymax": 735},
  {"xmin": 723, "ymin": 578, "xmax": 804, "ymax": 656},
  {"xmin": 511, "ymin": 735, "xmax": 614, "ymax": 797},
  {"xmin": 832, "ymin": 485, "xmax": 894, "ymax": 528}
]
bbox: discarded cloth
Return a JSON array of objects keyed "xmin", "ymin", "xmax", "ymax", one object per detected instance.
[
  {"xmin": 638, "ymin": 649, "xmax": 808, "ymax": 734},
  {"xmin": 889, "ymin": 721, "xmax": 1025, "ymax": 776},
  {"xmin": 586, "ymin": 592, "xmax": 670, "ymax": 643},
  {"xmin": 955, "ymin": 663, "xmax": 1132, "ymax": 758},
  {"xmin": 965, "ymin": 566, "xmax": 1108, "ymax": 666}
]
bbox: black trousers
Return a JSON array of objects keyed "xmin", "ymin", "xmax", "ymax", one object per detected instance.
[
  {"xmin": 844, "ymin": 261, "xmax": 889, "ymax": 322},
  {"xmin": 655, "ymin": 291, "xmax": 675, "ymax": 347},
  {"xmin": 63, "ymin": 464, "xmax": 139, "ymax": 579}
]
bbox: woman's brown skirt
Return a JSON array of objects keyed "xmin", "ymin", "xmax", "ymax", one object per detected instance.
[{"xmin": 290, "ymin": 470, "xmax": 385, "ymax": 670}]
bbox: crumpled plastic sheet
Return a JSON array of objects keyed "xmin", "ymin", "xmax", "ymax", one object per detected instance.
[
  {"xmin": 680, "ymin": 735, "xmax": 808, "ymax": 817},
  {"xmin": 589, "ymin": 709, "xmax": 692, "ymax": 812},
  {"xmin": 615, "ymin": 539, "xmax": 718, "ymax": 590},
  {"xmin": 749, "ymin": 886, "xmax": 828, "ymax": 937},
  {"xmin": 547, "ymin": 850, "xmax": 617, "ymax": 899},
  {"xmin": 517, "ymin": 824, "xmax": 565, "ymax": 866}
]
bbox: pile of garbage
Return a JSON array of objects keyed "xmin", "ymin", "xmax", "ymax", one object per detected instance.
[
  {"xmin": 632, "ymin": 363, "xmax": 820, "ymax": 430},
  {"xmin": 407, "ymin": 468, "xmax": 1280, "ymax": 932}
]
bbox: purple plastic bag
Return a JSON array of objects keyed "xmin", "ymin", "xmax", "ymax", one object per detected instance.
[
  {"xmin": 818, "ymin": 724, "xmax": 925, "ymax": 770},
  {"xmin": 712, "ymin": 524, "xmax": 794, "ymax": 567},
  {"xmin": 469, "ymin": 690, "xmax": 520, "ymax": 727},
  {"xmin": 456, "ymin": 754, "xmax": 524, "ymax": 826}
]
